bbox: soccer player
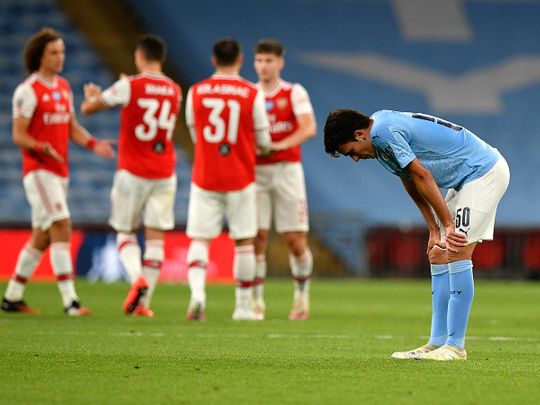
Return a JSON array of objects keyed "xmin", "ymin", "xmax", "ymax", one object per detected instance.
[
  {"xmin": 253, "ymin": 39, "xmax": 317, "ymax": 320},
  {"xmin": 185, "ymin": 38, "xmax": 271, "ymax": 321},
  {"xmin": 81, "ymin": 34, "xmax": 181, "ymax": 317},
  {"xmin": 324, "ymin": 109, "xmax": 510, "ymax": 361},
  {"xmin": 1, "ymin": 28, "xmax": 115, "ymax": 315}
]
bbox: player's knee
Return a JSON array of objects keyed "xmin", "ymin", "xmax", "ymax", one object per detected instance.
[
  {"xmin": 254, "ymin": 230, "xmax": 268, "ymax": 253},
  {"xmin": 49, "ymin": 218, "xmax": 71, "ymax": 241},
  {"xmin": 447, "ymin": 241, "xmax": 476, "ymax": 263},
  {"xmin": 30, "ymin": 228, "xmax": 50, "ymax": 251},
  {"xmin": 428, "ymin": 245, "xmax": 447, "ymax": 264},
  {"xmin": 284, "ymin": 232, "xmax": 307, "ymax": 257}
]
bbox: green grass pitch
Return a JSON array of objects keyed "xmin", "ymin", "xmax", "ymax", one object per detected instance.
[{"xmin": 1, "ymin": 279, "xmax": 539, "ymax": 404}]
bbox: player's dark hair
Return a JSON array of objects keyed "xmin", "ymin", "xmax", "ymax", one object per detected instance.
[
  {"xmin": 137, "ymin": 34, "xmax": 166, "ymax": 62},
  {"xmin": 324, "ymin": 109, "xmax": 373, "ymax": 157},
  {"xmin": 24, "ymin": 27, "xmax": 63, "ymax": 74},
  {"xmin": 213, "ymin": 38, "xmax": 241, "ymax": 67},
  {"xmin": 254, "ymin": 38, "xmax": 285, "ymax": 57}
]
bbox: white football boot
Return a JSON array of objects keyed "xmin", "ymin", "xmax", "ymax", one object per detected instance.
[
  {"xmin": 391, "ymin": 344, "xmax": 439, "ymax": 359},
  {"xmin": 232, "ymin": 307, "xmax": 259, "ymax": 321},
  {"xmin": 417, "ymin": 344, "xmax": 467, "ymax": 361}
]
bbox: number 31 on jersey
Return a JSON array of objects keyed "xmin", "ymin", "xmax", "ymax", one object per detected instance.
[{"xmin": 202, "ymin": 98, "xmax": 240, "ymax": 144}]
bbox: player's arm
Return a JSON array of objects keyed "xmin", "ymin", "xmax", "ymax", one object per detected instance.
[
  {"xmin": 81, "ymin": 76, "xmax": 130, "ymax": 116},
  {"xmin": 404, "ymin": 158, "xmax": 467, "ymax": 252},
  {"xmin": 400, "ymin": 176, "xmax": 443, "ymax": 253},
  {"xmin": 12, "ymin": 116, "xmax": 64, "ymax": 163},
  {"xmin": 253, "ymin": 89, "xmax": 271, "ymax": 155},
  {"xmin": 185, "ymin": 87, "xmax": 196, "ymax": 143},
  {"xmin": 271, "ymin": 84, "xmax": 316, "ymax": 151},
  {"xmin": 12, "ymin": 84, "xmax": 64, "ymax": 162},
  {"xmin": 80, "ymin": 83, "xmax": 108, "ymax": 115},
  {"xmin": 271, "ymin": 113, "xmax": 317, "ymax": 151},
  {"xmin": 69, "ymin": 114, "xmax": 115, "ymax": 158}
]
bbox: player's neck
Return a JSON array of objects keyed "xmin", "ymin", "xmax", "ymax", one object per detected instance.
[
  {"xmin": 215, "ymin": 67, "xmax": 240, "ymax": 76},
  {"xmin": 139, "ymin": 62, "xmax": 162, "ymax": 75},
  {"xmin": 141, "ymin": 65, "xmax": 163, "ymax": 75},
  {"xmin": 141, "ymin": 69, "xmax": 162, "ymax": 75},
  {"xmin": 36, "ymin": 68, "xmax": 57, "ymax": 83},
  {"xmin": 259, "ymin": 77, "xmax": 281, "ymax": 92}
]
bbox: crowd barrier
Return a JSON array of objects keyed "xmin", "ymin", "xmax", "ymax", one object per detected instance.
[{"xmin": 0, "ymin": 229, "xmax": 235, "ymax": 283}]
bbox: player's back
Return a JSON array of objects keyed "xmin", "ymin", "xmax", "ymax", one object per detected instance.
[
  {"xmin": 119, "ymin": 73, "xmax": 181, "ymax": 179},
  {"xmin": 189, "ymin": 74, "xmax": 260, "ymax": 192},
  {"xmin": 371, "ymin": 110, "xmax": 500, "ymax": 189}
]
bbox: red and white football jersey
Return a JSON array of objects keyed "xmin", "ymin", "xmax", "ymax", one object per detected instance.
[
  {"xmin": 12, "ymin": 73, "xmax": 73, "ymax": 177},
  {"xmin": 186, "ymin": 74, "xmax": 269, "ymax": 191},
  {"xmin": 101, "ymin": 72, "xmax": 181, "ymax": 179},
  {"xmin": 256, "ymin": 80, "xmax": 314, "ymax": 165}
]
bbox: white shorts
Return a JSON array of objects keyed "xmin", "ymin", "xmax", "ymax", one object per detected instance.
[
  {"xmin": 186, "ymin": 182, "xmax": 257, "ymax": 240},
  {"xmin": 109, "ymin": 170, "xmax": 177, "ymax": 232},
  {"xmin": 23, "ymin": 169, "xmax": 70, "ymax": 231},
  {"xmin": 441, "ymin": 156, "xmax": 510, "ymax": 244},
  {"xmin": 256, "ymin": 162, "xmax": 309, "ymax": 233}
]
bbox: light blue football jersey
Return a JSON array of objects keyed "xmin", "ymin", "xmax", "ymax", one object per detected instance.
[{"xmin": 370, "ymin": 110, "xmax": 500, "ymax": 190}]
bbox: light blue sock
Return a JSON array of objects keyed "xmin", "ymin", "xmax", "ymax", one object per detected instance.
[
  {"xmin": 428, "ymin": 264, "xmax": 449, "ymax": 347},
  {"xmin": 447, "ymin": 260, "xmax": 474, "ymax": 349}
]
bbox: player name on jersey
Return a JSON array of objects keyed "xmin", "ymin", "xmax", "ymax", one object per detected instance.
[
  {"xmin": 144, "ymin": 83, "xmax": 176, "ymax": 96},
  {"xmin": 196, "ymin": 83, "xmax": 250, "ymax": 98}
]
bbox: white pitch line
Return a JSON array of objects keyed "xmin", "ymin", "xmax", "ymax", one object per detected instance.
[{"xmin": 268, "ymin": 334, "xmax": 353, "ymax": 339}]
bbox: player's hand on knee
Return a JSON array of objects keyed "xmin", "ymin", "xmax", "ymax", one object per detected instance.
[{"xmin": 445, "ymin": 227, "xmax": 469, "ymax": 253}]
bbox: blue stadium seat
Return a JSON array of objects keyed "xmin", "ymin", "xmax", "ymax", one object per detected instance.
[
  {"xmin": 125, "ymin": 0, "xmax": 540, "ymax": 271},
  {"xmin": 0, "ymin": 0, "xmax": 192, "ymax": 227}
]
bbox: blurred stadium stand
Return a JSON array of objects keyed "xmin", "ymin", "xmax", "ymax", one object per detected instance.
[
  {"xmin": 0, "ymin": 0, "xmax": 191, "ymax": 227},
  {"xmin": 123, "ymin": 0, "xmax": 540, "ymax": 276},
  {"xmin": 1, "ymin": 0, "xmax": 539, "ymax": 277}
]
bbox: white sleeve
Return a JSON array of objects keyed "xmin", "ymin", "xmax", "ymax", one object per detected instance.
[
  {"xmin": 101, "ymin": 76, "xmax": 131, "ymax": 107},
  {"xmin": 12, "ymin": 83, "xmax": 37, "ymax": 118},
  {"xmin": 69, "ymin": 90, "xmax": 75, "ymax": 115},
  {"xmin": 252, "ymin": 89, "xmax": 271, "ymax": 149},
  {"xmin": 291, "ymin": 83, "xmax": 314, "ymax": 117},
  {"xmin": 185, "ymin": 87, "xmax": 196, "ymax": 143}
]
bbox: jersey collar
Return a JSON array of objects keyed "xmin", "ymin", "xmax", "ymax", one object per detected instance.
[
  {"xmin": 212, "ymin": 73, "xmax": 242, "ymax": 80},
  {"xmin": 33, "ymin": 72, "xmax": 58, "ymax": 88},
  {"xmin": 258, "ymin": 80, "xmax": 284, "ymax": 98}
]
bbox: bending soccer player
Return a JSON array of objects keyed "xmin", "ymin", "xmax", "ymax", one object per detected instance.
[
  {"xmin": 81, "ymin": 35, "xmax": 181, "ymax": 317},
  {"xmin": 324, "ymin": 109, "xmax": 509, "ymax": 361},
  {"xmin": 253, "ymin": 39, "xmax": 317, "ymax": 320},
  {"xmin": 185, "ymin": 38, "xmax": 271, "ymax": 321},
  {"xmin": 2, "ymin": 28, "xmax": 115, "ymax": 316}
]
